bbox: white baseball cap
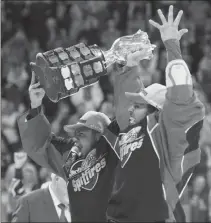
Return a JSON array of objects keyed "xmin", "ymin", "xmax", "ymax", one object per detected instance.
[
  {"xmin": 125, "ymin": 83, "xmax": 167, "ymax": 110},
  {"xmin": 64, "ymin": 111, "xmax": 111, "ymax": 136}
]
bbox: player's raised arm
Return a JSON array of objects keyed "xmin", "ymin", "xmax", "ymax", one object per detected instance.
[
  {"xmin": 111, "ymin": 46, "xmax": 152, "ymax": 131},
  {"xmin": 17, "ymin": 71, "xmax": 74, "ymax": 180},
  {"xmin": 149, "ymin": 5, "xmax": 205, "ymax": 183},
  {"xmin": 149, "ymin": 5, "xmax": 191, "ymax": 101}
]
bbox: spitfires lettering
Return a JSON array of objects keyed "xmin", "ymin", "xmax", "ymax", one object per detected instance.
[
  {"xmin": 118, "ymin": 126, "xmax": 145, "ymax": 167},
  {"xmin": 119, "ymin": 126, "xmax": 142, "ymax": 146},
  {"xmin": 70, "ymin": 149, "xmax": 107, "ymax": 192},
  {"xmin": 71, "ymin": 158, "xmax": 106, "ymax": 192}
]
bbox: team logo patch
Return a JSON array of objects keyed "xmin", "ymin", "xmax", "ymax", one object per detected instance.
[
  {"xmin": 119, "ymin": 126, "xmax": 145, "ymax": 167},
  {"xmin": 70, "ymin": 149, "xmax": 107, "ymax": 192}
]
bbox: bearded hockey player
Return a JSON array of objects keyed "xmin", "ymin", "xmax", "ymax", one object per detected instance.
[{"xmin": 104, "ymin": 5, "xmax": 205, "ymax": 223}]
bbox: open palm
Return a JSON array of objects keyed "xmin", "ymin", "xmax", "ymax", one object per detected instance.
[{"xmin": 149, "ymin": 5, "xmax": 188, "ymax": 42}]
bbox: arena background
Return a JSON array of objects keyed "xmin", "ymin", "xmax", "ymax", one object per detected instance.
[{"xmin": 1, "ymin": 0, "xmax": 211, "ymax": 222}]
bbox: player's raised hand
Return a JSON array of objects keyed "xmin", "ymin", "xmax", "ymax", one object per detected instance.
[
  {"xmin": 126, "ymin": 47, "xmax": 152, "ymax": 67},
  {"xmin": 29, "ymin": 65, "xmax": 45, "ymax": 108},
  {"xmin": 149, "ymin": 5, "xmax": 188, "ymax": 42}
]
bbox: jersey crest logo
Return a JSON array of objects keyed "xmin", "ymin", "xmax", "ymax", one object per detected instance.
[
  {"xmin": 119, "ymin": 126, "xmax": 145, "ymax": 168},
  {"xmin": 69, "ymin": 149, "xmax": 107, "ymax": 192}
]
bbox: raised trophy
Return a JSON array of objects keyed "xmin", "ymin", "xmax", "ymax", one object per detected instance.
[{"xmin": 31, "ymin": 29, "xmax": 156, "ymax": 102}]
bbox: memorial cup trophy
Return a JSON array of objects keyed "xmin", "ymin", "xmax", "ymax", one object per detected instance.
[{"xmin": 31, "ymin": 29, "xmax": 156, "ymax": 102}]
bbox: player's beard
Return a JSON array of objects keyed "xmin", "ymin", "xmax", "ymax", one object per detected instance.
[{"xmin": 129, "ymin": 116, "xmax": 136, "ymax": 126}]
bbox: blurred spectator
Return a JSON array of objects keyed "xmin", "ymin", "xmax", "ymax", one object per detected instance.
[
  {"xmin": 5, "ymin": 158, "xmax": 38, "ymax": 194},
  {"xmin": 107, "ymin": 1, "xmax": 129, "ymax": 33},
  {"xmin": 127, "ymin": 9, "xmax": 146, "ymax": 34},
  {"xmin": 70, "ymin": 83, "xmax": 104, "ymax": 112},
  {"xmin": 4, "ymin": 152, "xmax": 39, "ymax": 220},
  {"xmin": 99, "ymin": 101, "xmax": 115, "ymax": 120},
  {"xmin": 3, "ymin": 1, "xmax": 26, "ymax": 29},
  {"xmin": 68, "ymin": 3, "xmax": 84, "ymax": 44},
  {"xmin": 1, "ymin": 139, "xmax": 12, "ymax": 179},
  {"xmin": 204, "ymin": 146, "xmax": 211, "ymax": 170},
  {"xmin": 197, "ymin": 44, "xmax": 211, "ymax": 102},
  {"xmin": 4, "ymin": 61, "xmax": 29, "ymax": 96},
  {"xmin": 88, "ymin": 1, "xmax": 110, "ymax": 26},
  {"xmin": 1, "ymin": 199, "xmax": 8, "ymax": 222},
  {"xmin": 2, "ymin": 28, "xmax": 30, "ymax": 78},
  {"xmin": 67, "ymin": 102, "xmax": 87, "ymax": 125},
  {"xmin": 39, "ymin": 167, "xmax": 52, "ymax": 186},
  {"xmin": 207, "ymin": 169, "xmax": 211, "ymax": 221},
  {"xmin": 51, "ymin": 101, "xmax": 71, "ymax": 135},
  {"xmin": 54, "ymin": 28, "xmax": 70, "ymax": 48},
  {"xmin": 46, "ymin": 17, "xmax": 58, "ymax": 50},
  {"xmin": 29, "ymin": 39, "xmax": 43, "ymax": 62},
  {"xmin": 11, "ymin": 173, "xmax": 70, "ymax": 222},
  {"xmin": 1, "ymin": 18, "xmax": 14, "ymax": 45},
  {"xmin": 77, "ymin": 15, "xmax": 101, "ymax": 46},
  {"xmin": 204, "ymin": 18, "xmax": 211, "ymax": 44},
  {"xmin": 101, "ymin": 18, "xmax": 121, "ymax": 49},
  {"xmin": 23, "ymin": 1, "xmax": 54, "ymax": 50},
  {"xmin": 200, "ymin": 116, "xmax": 211, "ymax": 150},
  {"xmin": 1, "ymin": 98, "xmax": 25, "ymax": 148},
  {"xmin": 56, "ymin": 2, "xmax": 70, "ymax": 31},
  {"xmin": 190, "ymin": 175, "xmax": 207, "ymax": 222},
  {"xmin": 188, "ymin": 1, "xmax": 211, "ymax": 28}
]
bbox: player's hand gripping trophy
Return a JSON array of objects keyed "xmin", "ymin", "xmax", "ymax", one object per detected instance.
[{"xmin": 31, "ymin": 29, "xmax": 156, "ymax": 102}]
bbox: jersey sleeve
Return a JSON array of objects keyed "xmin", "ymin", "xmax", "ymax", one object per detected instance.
[
  {"xmin": 113, "ymin": 66, "xmax": 144, "ymax": 131},
  {"xmin": 159, "ymin": 40, "xmax": 205, "ymax": 183},
  {"xmin": 17, "ymin": 109, "xmax": 73, "ymax": 180}
]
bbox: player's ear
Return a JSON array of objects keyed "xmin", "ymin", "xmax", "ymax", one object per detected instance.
[{"xmin": 94, "ymin": 132, "xmax": 101, "ymax": 141}]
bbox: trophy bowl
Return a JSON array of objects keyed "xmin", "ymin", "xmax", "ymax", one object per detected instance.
[{"xmin": 31, "ymin": 44, "xmax": 107, "ymax": 102}]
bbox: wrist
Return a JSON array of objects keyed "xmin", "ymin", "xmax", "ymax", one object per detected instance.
[
  {"xmin": 164, "ymin": 39, "xmax": 182, "ymax": 62},
  {"xmin": 164, "ymin": 39, "xmax": 180, "ymax": 45}
]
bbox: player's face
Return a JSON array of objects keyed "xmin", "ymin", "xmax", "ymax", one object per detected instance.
[
  {"xmin": 128, "ymin": 103, "xmax": 148, "ymax": 125},
  {"xmin": 75, "ymin": 128, "xmax": 98, "ymax": 157}
]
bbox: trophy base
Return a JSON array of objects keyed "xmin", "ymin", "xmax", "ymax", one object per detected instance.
[
  {"xmin": 30, "ymin": 63, "xmax": 62, "ymax": 103},
  {"xmin": 33, "ymin": 44, "xmax": 108, "ymax": 103}
]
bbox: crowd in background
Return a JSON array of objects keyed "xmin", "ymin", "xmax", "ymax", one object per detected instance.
[{"xmin": 1, "ymin": 0, "xmax": 211, "ymax": 222}]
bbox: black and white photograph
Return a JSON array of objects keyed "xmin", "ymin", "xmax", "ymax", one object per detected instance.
[{"xmin": 1, "ymin": 0, "xmax": 211, "ymax": 222}]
